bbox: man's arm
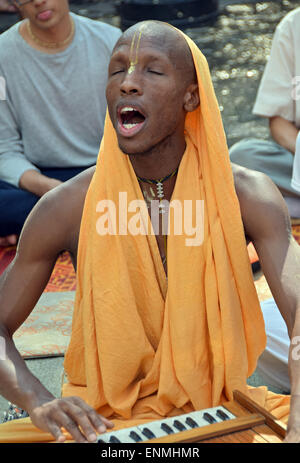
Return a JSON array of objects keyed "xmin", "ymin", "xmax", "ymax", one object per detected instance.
[
  {"xmin": 0, "ymin": 187, "xmax": 68, "ymax": 425},
  {"xmin": 0, "ymin": 69, "xmax": 40, "ymax": 188},
  {"xmin": 19, "ymin": 169, "xmax": 62, "ymax": 197},
  {"xmin": 233, "ymin": 163, "xmax": 300, "ymax": 442},
  {"xmin": 269, "ymin": 116, "xmax": 299, "ymax": 155},
  {"xmin": 0, "ymin": 167, "xmax": 113, "ymax": 442},
  {"xmin": 0, "ymin": 67, "xmax": 61, "ymax": 195}
]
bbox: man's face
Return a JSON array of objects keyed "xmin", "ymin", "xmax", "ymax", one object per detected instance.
[
  {"xmin": 106, "ymin": 31, "xmax": 192, "ymax": 156},
  {"xmin": 15, "ymin": 0, "xmax": 69, "ymax": 28}
]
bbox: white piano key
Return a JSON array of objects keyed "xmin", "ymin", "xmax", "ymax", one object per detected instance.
[
  {"xmin": 97, "ymin": 405, "xmax": 236, "ymax": 443},
  {"xmin": 97, "ymin": 425, "xmax": 147, "ymax": 443}
]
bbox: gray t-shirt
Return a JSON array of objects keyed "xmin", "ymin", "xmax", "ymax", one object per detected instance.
[{"xmin": 0, "ymin": 13, "xmax": 121, "ymax": 187}]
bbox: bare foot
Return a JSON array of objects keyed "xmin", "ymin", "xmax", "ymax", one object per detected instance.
[
  {"xmin": 0, "ymin": 235, "xmax": 18, "ymax": 246},
  {"xmin": 0, "ymin": 0, "xmax": 17, "ymax": 12}
]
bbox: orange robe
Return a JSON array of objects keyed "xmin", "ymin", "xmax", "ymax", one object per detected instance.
[{"xmin": 0, "ymin": 26, "xmax": 290, "ymax": 443}]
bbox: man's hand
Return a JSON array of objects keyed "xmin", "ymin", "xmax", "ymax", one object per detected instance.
[
  {"xmin": 0, "ymin": 234, "xmax": 18, "ymax": 247},
  {"xmin": 28, "ymin": 396, "xmax": 114, "ymax": 443},
  {"xmin": 284, "ymin": 395, "xmax": 300, "ymax": 443},
  {"xmin": 19, "ymin": 170, "xmax": 62, "ymax": 197},
  {"xmin": 269, "ymin": 116, "xmax": 299, "ymax": 155}
]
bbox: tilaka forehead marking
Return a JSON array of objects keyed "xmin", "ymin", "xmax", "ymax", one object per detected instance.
[{"xmin": 128, "ymin": 24, "xmax": 146, "ymax": 74}]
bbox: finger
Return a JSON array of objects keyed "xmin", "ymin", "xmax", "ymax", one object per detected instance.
[
  {"xmin": 60, "ymin": 403, "xmax": 99, "ymax": 442},
  {"xmin": 97, "ymin": 416, "xmax": 114, "ymax": 429},
  {"xmin": 72, "ymin": 398, "xmax": 114, "ymax": 433},
  {"xmin": 86, "ymin": 411, "xmax": 114, "ymax": 434},
  {"xmin": 54, "ymin": 409, "xmax": 89, "ymax": 443},
  {"xmin": 47, "ymin": 421, "xmax": 67, "ymax": 443}
]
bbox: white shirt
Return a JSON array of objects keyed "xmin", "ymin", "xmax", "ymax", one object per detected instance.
[
  {"xmin": 292, "ymin": 132, "xmax": 300, "ymax": 192},
  {"xmin": 253, "ymin": 8, "xmax": 300, "ymax": 127}
]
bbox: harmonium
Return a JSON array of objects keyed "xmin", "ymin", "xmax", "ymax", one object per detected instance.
[{"xmin": 97, "ymin": 390, "xmax": 287, "ymax": 444}]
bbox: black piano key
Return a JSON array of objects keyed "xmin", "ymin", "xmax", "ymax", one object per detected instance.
[
  {"xmin": 109, "ymin": 435, "xmax": 122, "ymax": 443},
  {"xmin": 141, "ymin": 427, "xmax": 156, "ymax": 439},
  {"xmin": 173, "ymin": 420, "xmax": 187, "ymax": 431},
  {"xmin": 161, "ymin": 423, "xmax": 174, "ymax": 434},
  {"xmin": 129, "ymin": 431, "xmax": 143, "ymax": 442},
  {"xmin": 203, "ymin": 412, "xmax": 217, "ymax": 424},
  {"xmin": 216, "ymin": 409, "xmax": 230, "ymax": 421},
  {"xmin": 185, "ymin": 417, "xmax": 199, "ymax": 428}
]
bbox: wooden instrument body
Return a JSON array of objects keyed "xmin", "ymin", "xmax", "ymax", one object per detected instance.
[
  {"xmin": 197, "ymin": 391, "xmax": 285, "ymax": 444},
  {"xmin": 97, "ymin": 391, "xmax": 286, "ymax": 444}
]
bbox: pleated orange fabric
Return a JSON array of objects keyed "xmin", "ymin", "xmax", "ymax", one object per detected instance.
[
  {"xmin": 63, "ymin": 30, "xmax": 269, "ymax": 418},
  {"xmin": 0, "ymin": 26, "xmax": 290, "ymax": 443}
]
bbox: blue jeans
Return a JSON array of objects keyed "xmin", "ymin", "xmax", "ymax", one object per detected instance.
[{"xmin": 0, "ymin": 166, "xmax": 91, "ymax": 236}]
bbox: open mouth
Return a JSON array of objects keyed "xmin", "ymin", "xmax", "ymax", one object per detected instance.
[{"xmin": 117, "ymin": 106, "xmax": 146, "ymax": 137}]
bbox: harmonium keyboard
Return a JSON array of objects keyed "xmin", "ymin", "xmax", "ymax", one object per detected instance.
[{"xmin": 97, "ymin": 390, "xmax": 287, "ymax": 444}]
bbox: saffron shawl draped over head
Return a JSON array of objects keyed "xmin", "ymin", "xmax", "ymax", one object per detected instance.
[
  {"xmin": 63, "ymin": 31, "xmax": 268, "ymax": 417},
  {"xmin": 0, "ymin": 26, "xmax": 290, "ymax": 443}
]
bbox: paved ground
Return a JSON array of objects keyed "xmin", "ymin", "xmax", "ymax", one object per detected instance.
[{"xmin": 0, "ymin": 0, "xmax": 294, "ymax": 420}]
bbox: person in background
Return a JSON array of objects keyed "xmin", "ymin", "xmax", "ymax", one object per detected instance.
[
  {"xmin": 0, "ymin": 0, "xmax": 121, "ymax": 246},
  {"xmin": 0, "ymin": 0, "xmax": 17, "ymax": 12},
  {"xmin": 229, "ymin": 7, "xmax": 300, "ymax": 223}
]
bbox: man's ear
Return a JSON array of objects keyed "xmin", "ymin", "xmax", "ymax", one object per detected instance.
[{"xmin": 183, "ymin": 83, "xmax": 200, "ymax": 112}]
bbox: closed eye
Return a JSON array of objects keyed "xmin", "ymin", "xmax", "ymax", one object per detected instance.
[
  {"xmin": 110, "ymin": 69, "xmax": 125, "ymax": 76},
  {"xmin": 147, "ymin": 69, "xmax": 164, "ymax": 75}
]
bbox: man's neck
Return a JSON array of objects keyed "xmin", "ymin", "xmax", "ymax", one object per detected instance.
[
  {"xmin": 129, "ymin": 132, "xmax": 186, "ymax": 181},
  {"xmin": 19, "ymin": 13, "xmax": 73, "ymax": 54}
]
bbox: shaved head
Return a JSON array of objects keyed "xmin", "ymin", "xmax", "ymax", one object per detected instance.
[
  {"xmin": 106, "ymin": 20, "xmax": 200, "ymax": 159},
  {"xmin": 115, "ymin": 21, "xmax": 197, "ymax": 88}
]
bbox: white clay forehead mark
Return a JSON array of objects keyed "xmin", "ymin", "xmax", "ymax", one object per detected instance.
[
  {"xmin": 125, "ymin": 21, "xmax": 188, "ymax": 76},
  {"xmin": 128, "ymin": 23, "xmax": 147, "ymax": 74}
]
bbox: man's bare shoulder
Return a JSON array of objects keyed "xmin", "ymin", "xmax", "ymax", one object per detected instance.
[
  {"xmin": 231, "ymin": 162, "xmax": 291, "ymax": 242},
  {"xmin": 19, "ymin": 166, "xmax": 96, "ymax": 260},
  {"xmin": 46, "ymin": 165, "xmax": 95, "ymax": 222}
]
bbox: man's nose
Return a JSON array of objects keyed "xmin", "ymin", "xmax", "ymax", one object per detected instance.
[{"xmin": 120, "ymin": 70, "xmax": 142, "ymax": 95}]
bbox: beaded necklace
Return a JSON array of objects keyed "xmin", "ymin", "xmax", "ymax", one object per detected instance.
[
  {"xmin": 137, "ymin": 165, "xmax": 179, "ymax": 274},
  {"xmin": 136, "ymin": 165, "xmax": 179, "ymax": 213}
]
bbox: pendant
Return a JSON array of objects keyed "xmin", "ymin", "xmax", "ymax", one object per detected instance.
[
  {"xmin": 156, "ymin": 182, "xmax": 165, "ymax": 214},
  {"xmin": 158, "ymin": 203, "xmax": 166, "ymax": 214},
  {"xmin": 156, "ymin": 182, "xmax": 164, "ymax": 199}
]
